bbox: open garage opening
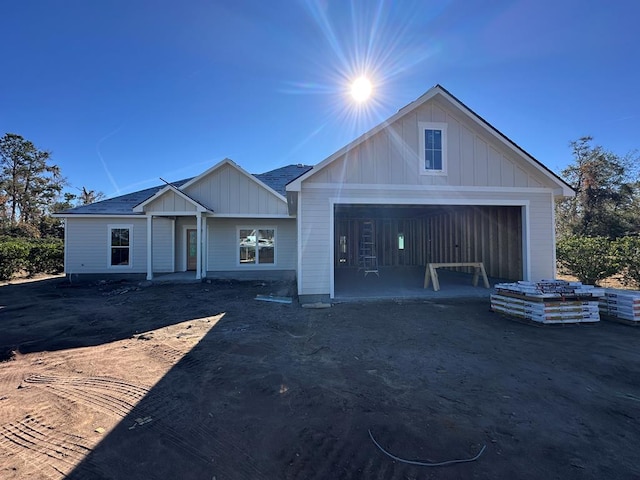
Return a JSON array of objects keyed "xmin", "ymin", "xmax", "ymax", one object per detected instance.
[{"xmin": 333, "ymin": 204, "xmax": 524, "ymax": 299}]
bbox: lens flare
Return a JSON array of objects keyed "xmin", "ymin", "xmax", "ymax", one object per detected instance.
[{"xmin": 351, "ymin": 76, "xmax": 373, "ymax": 102}]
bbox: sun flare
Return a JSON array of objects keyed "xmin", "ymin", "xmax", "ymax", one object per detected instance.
[{"xmin": 350, "ymin": 76, "xmax": 372, "ymax": 102}]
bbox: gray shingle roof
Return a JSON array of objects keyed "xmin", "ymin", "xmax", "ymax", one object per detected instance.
[
  {"xmin": 60, "ymin": 164, "xmax": 312, "ymax": 216},
  {"xmin": 59, "ymin": 179, "xmax": 191, "ymax": 215},
  {"xmin": 254, "ymin": 164, "xmax": 313, "ymax": 196}
]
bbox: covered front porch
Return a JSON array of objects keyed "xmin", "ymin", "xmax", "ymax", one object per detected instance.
[
  {"xmin": 134, "ymin": 183, "xmax": 215, "ymax": 281},
  {"xmin": 144, "ymin": 212, "xmax": 212, "ymax": 281}
]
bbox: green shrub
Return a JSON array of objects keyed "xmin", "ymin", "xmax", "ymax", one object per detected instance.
[
  {"xmin": 0, "ymin": 239, "xmax": 30, "ymax": 280},
  {"xmin": 614, "ymin": 236, "xmax": 640, "ymax": 288},
  {"xmin": 25, "ymin": 239, "xmax": 64, "ymax": 276},
  {"xmin": 556, "ymin": 236, "xmax": 619, "ymax": 285}
]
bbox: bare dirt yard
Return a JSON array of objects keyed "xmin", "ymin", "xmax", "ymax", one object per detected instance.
[{"xmin": 1, "ymin": 277, "xmax": 639, "ymax": 479}]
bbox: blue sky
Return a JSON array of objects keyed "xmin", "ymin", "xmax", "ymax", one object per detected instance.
[{"xmin": 1, "ymin": 0, "xmax": 639, "ymax": 199}]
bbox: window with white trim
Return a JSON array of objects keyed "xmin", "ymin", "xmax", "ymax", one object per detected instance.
[
  {"xmin": 238, "ymin": 227, "xmax": 275, "ymax": 265},
  {"xmin": 108, "ymin": 225, "xmax": 133, "ymax": 267},
  {"xmin": 419, "ymin": 122, "xmax": 447, "ymax": 175}
]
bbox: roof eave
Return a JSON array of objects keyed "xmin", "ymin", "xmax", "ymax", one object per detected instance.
[{"xmin": 287, "ymin": 84, "xmax": 573, "ymax": 195}]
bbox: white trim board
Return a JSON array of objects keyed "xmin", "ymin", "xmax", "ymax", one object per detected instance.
[
  {"xmin": 329, "ymin": 197, "xmax": 531, "ymax": 207},
  {"xmin": 303, "ymin": 183, "xmax": 555, "ymax": 194},
  {"xmin": 53, "ymin": 214, "xmax": 146, "ymax": 219},
  {"xmin": 133, "ymin": 184, "xmax": 212, "ymax": 213},
  {"xmin": 236, "ymin": 225, "xmax": 278, "ymax": 267},
  {"xmin": 212, "ymin": 213, "xmax": 293, "ymax": 219},
  {"xmin": 107, "ymin": 223, "xmax": 134, "ymax": 270},
  {"xmin": 181, "ymin": 224, "xmax": 197, "ymax": 272}
]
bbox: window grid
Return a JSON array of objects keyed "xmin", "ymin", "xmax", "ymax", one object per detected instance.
[
  {"xmin": 108, "ymin": 225, "xmax": 132, "ymax": 267},
  {"xmin": 238, "ymin": 227, "xmax": 275, "ymax": 265}
]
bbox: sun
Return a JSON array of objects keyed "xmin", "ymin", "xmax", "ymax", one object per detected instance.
[{"xmin": 350, "ymin": 76, "xmax": 373, "ymax": 102}]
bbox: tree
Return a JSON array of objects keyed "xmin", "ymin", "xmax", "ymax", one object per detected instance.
[
  {"xmin": 0, "ymin": 133, "xmax": 65, "ymax": 228},
  {"xmin": 556, "ymin": 136, "xmax": 639, "ymax": 239},
  {"xmin": 77, "ymin": 186, "xmax": 105, "ymax": 205}
]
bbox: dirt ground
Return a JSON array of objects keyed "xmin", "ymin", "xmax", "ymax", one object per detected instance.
[{"xmin": 1, "ymin": 277, "xmax": 639, "ymax": 480}]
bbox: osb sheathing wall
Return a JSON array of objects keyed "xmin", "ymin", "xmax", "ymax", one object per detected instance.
[
  {"xmin": 335, "ymin": 206, "xmax": 522, "ymax": 281},
  {"xmin": 426, "ymin": 206, "xmax": 522, "ymax": 280}
]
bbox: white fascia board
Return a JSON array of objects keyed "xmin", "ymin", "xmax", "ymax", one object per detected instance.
[
  {"xmin": 52, "ymin": 214, "xmax": 146, "ymax": 219},
  {"xmin": 435, "ymin": 89, "xmax": 574, "ymax": 197},
  {"xmin": 286, "ymin": 87, "xmax": 442, "ymax": 192},
  {"xmin": 181, "ymin": 157, "xmax": 288, "ymax": 205},
  {"xmin": 141, "ymin": 211, "xmax": 209, "ymax": 216},
  {"xmin": 133, "ymin": 184, "xmax": 211, "ymax": 213},
  {"xmin": 132, "ymin": 185, "xmax": 173, "ymax": 211},
  {"xmin": 211, "ymin": 213, "xmax": 293, "ymax": 219},
  {"xmin": 287, "ymin": 85, "xmax": 573, "ymax": 198}
]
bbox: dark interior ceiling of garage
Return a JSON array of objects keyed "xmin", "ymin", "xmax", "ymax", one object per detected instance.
[{"xmin": 334, "ymin": 204, "xmax": 477, "ymax": 219}]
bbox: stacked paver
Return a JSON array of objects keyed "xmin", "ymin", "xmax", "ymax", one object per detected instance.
[
  {"xmin": 491, "ymin": 280, "xmax": 604, "ymax": 324},
  {"xmin": 599, "ymin": 289, "xmax": 640, "ymax": 324}
]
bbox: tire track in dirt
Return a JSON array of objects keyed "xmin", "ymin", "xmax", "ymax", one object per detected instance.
[
  {"xmin": 25, "ymin": 375, "xmax": 150, "ymax": 419},
  {"xmin": 0, "ymin": 414, "xmax": 105, "ymax": 479},
  {"xmin": 23, "ymin": 374, "xmax": 268, "ymax": 479},
  {"xmin": 0, "ymin": 359, "xmax": 28, "ymax": 395}
]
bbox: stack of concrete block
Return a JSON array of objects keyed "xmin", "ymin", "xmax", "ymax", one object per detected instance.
[
  {"xmin": 599, "ymin": 289, "xmax": 640, "ymax": 324},
  {"xmin": 491, "ymin": 280, "xmax": 603, "ymax": 324}
]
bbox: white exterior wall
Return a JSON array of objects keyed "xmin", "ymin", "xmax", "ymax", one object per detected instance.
[
  {"xmin": 64, "ymin": 217, "xmax": 148, "ymax": 275},
  {"xmin": 298, "ymin": 186, "xmax": 556, "ymax": 298},
  {"xmin": 206, "ymin": 217, "xmax": 297, "ymax": 273},
  {"xmin": 307, "ymin": 97, "xmax": 553, "ymax": 190},
  {"xmin": 151, "ymin": 217, "xmax": 174, "ymax": 272}
]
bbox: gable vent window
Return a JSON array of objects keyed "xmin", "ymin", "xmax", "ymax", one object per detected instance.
[{"xmin": 419, "ymin": 122, "xmax": 447, "ymax": 175}]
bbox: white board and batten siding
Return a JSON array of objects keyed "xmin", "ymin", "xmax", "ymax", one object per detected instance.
[
  {"xmin": 64, "ymin": 216, "xmax": 173, "ymax": 275},
  {"xmin": 144, "ymin": 191, "xmax": 197, "ymax": 213},
  {"xmin": 184, "ymin": 163, "xmax": 288, "ymax": 216},
  {"xmin": 307, "ymin": 97, "xmax": 550, "ymax": 190},
  {"xmin": 297, "ymin": 95, "xmax": 563, "ymax": 298}
]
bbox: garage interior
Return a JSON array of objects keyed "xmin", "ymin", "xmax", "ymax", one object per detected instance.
[{"xmin": 333, "ymin": 204, "xmax": 523, "ymax": 298}]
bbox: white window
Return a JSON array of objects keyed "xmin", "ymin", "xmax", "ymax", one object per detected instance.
[
  {"xmin": 419, "ymin": 122, "xmax": 447, "ymax": 175},
  {"xmin": 108, "ymin": 224, "xmax": 133, "ymax": 268},
  {"xmin": 238, "ymin": 227, "xmax": 275, "ymax": 265}
]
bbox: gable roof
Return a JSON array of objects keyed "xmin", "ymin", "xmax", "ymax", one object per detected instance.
[
  {"xmin": 55, "ymin": 163, "xmax": 307, "ymax": 216},
  {"xmin": 132, "ymin": 183, "xmax": 214, "ymax": 213},
  {"xmin": 286, "ymin": 84, "xmax": 574, "ymax": 197},
  {"xmin": 179, "ymin": 158, "xmax": 289, "ymax": 203}
]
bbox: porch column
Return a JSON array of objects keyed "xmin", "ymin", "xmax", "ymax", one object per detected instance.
[
  {"xmin": 201, "ymin": 215, "xmax": 208, "ymax": 279},
  {"xmin": 196, "ymin": 213, "xmax": 202, "ymax": 280},
  {"xmin": 146, "ymin": 215, "xmax": 153, "ymax": 280}
]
